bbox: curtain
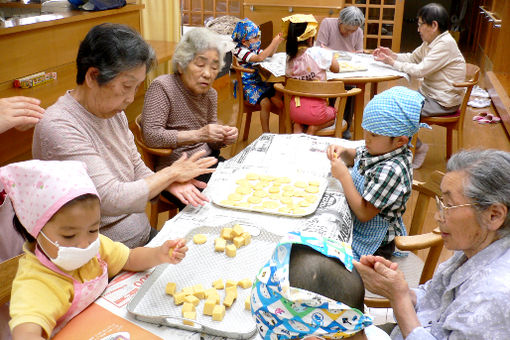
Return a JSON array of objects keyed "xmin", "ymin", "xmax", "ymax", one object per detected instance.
[{"xmin": 140, "ymin": 0, "xmax": 181, "ymax": 79}]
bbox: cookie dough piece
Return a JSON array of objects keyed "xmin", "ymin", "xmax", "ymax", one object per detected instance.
[
  {"xmin": 223, "ymin": 294, "xmax": 236, "ymax": 308},
  {"xmin": 233, "ymin": 201, "xmax": 250, "ymax": 208},
  {"xmin": 228, "ymin": 193, "xmax": 243, "ymax": 201},
  {"xmin": 245, "ymin": 295, "xmax": 251, "ymax": 310},
  {"xmin": 305, "ymin": 186, "xmax": 319, "ymax": 194},
  {"xmin": 241, "ymin": 232, "xmax": 252, "ymax": 246},
  {"xmin": 269, "ymin": 193, "xmax": 281, "ymax": 200},
  {"xmin": 294, "ymin": 181, "xmax": 307, "ymax": 188},
  {"xmin": 182, "ymin": 311, "xmax": 196, "ymax": 326},
  {"xmin": 215, "ymin": 238, "xmax": 226, "ymax": 252},
  {"xmin": 245, "ymin": 173, "xmax": 259, "ymax": 180},
  {"xmin": 219, "ymin": 200, "xmax": 234, "ymax": 206},
  {"xmin": 275, "ymin": 176, "xmax": 291, "ymax": 184},
  {"xmin": 247, "ymin": 196, "xmax": 262, "ymax": 204},
  {"xmin": 212, "ymin": 279, "xmax": 224, "ymax": 290},
  {"xmin": 225, "ymin": 285, "xmax": 238, "ymax": 298},
  {"xmin": 308, "ymin": 180, "xmax": 321, "ymax": 186},
  {"xmin": 236, "ymin": 178, "xmax": 250, "ymax": 186},
  {"xmin": 280, "ymin": 197, "xmax": 293, "ymax": 205},
  {"xmin": 292, "ymin": 208, "xmax": 307, "ymax": 215},
  {"xmin": 225, "ymin": 280, "xmax": 238, "ymax": 288},
  {"xmin": 233, "ymin": 236, "xmax": 245, "ymax": 248},
  {"xmin": 182, "ymin": 287, "xmax": 194, "ymax": 296},
  {"xmin": 282, "ymin": 185, "xmax": 294, "ymax": 192},
  {"xmin": 299, "ymin": 200, "xmax": 312, "ymax": 207},
  {"xmin": 185, "ymin": 295, "xmax": 200, "ymax": 307},
  {"xmin": 182, "ymin": 302, "xmax": 196, "ymax": 313},
  {"xmin": 193, "ymin": 284, "xmax": 205, "ymax": 299},
  {"xmin": 174, "ymin": 291, "xmax": 187, "ymax": 305},
  {"xmin": 203, "ymin": 298, "xmax": 217, "ymax": 316},
  {"xmin": 226, "ymin": 244, "xmax": 237, "ymax": 257},
  {"xmin": 238, "ymin": 278, "xmax": 253, "ymax": 289},
  {"xmin": 205, "ymin": 288, "xmax": 220, "ymax": 303},
  {"xmin": 293, "ymin": 190, "xmax": 305, "ymax": 198},
  {"xmin": 221, "ymin": 227, "xmax": 234, "ymax": 240},
  {"xmin": 278, "ymin": 206, "xmax": 292, "ymax": 214},
  {"xmin": 253, "ymin": 190, "xmax": 268, "ymax": 198},
  {"xmin": 252, "ymin": 205, "xmax": 265, "ymax": 211},
  {"xmin": 254, "ymin": 182, "xmax": 269, "ymax": 189},
  {"xmin": 212, "ymin": 305, "xmax": 226, "ymax": 321},
  {"xmin": 193, "ymin": 234, "xmax": 207, "ymax": 244},
  {"xmin": 268, "ymin": 186, "xmax": 280, "ymax": 193},
  {"xmin": 232, "ymin": 224, "xmax": 244, "ymax": 236},
  {"xmin": 262, "ymin": 200, "xmax": 279, "ymax": 209},
  {"xmin": 259, "ymin": 175, "xmax": 275, "ymax": 181},
  {"xmin": 305, "ymin": 194, "xmax": 318, "ymax": 203},
  {"xmin": 165, "ymin": 282, "xmax": 177, "ymax": 296},
  {"xmin": 282, "ymin": 191, "xmax": 294, "ymax": 197},
  {"xmin": 235, "ymin": 186, "xmax": 252, "ymax": 195}
]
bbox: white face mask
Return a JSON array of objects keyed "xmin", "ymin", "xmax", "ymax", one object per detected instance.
[{"xmin": 39, "ymin": 231, "xmax": 100, "ymax": 271}]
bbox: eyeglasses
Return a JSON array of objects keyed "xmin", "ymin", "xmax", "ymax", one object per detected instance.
[
  {"xmin": 417, "ymin": 21, "xmax": 425, "ymax": 27},
  {"xmin": 435, "ymin": 196, "xmax": 477, "ymax": 220}
]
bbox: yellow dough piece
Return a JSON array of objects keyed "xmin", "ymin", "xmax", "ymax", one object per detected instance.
[
  {"xmin": 165, "ymin": 282, "xmax": 177, "ymax": 296},
  {"xmin": 282, "ymin": 191, "xmax": 294, "ymax": 197},
  {"xmin": 305, "ymin": 194, "xmax": 318, "ymax": 203},
  {"xmin": 226, "ymin": 244, "xmax": 237, "ymax": 257},
  {"xmin": 182, "ymin": 287, "xmax": 193, "ymax": 296},
  {"xmin": 252, "ymin": 205, "xmax": 265, "ymax": 211},
  {"xmin": 299, "ymin": 200, "xmax": 312, "ymax": 207},
  {"xmin": 305, "ymin": 186, "xmax": 319, "ymax": 194},
  {"xmin": 253, "ymin": 190, "xmax": 268, "ymax": 198},
  {"xmin": 193, "ymin": 234, "xmax": 207, "ymax": 245},
  {"xmin": 204, "ymin": 287, "xmax": 218, "ymax": 299},
  {"xmin": 292, "ymin": 208, "xmax": 307, "ymax": 215},
  {"xmin": 219, "ymin": 200, "xmax": 234, "ymax": 206},
  {"xmin": 293, "ymin": 190, "xmax": 305, "ymax": 198},
  {"xmin": 236, "ymin": 178, "xmax": 250, "ymax": 186},
  {"xmin": 280, "ymin": 197, "xmax": 293, "ymax": 205},
  {"xmin": 245, "ymin": 173, "xmax": 259, "ymax": 180},
  {"xmin": 247, "ymin": 196, "xmax": 262, "ymax": 204},
  {"xmin": 182, "ymin": 302, "xmax": 195, "ymax": 314},
  {"xmin": 294, "ymin": 181, "xmax": 307, "ymax": 188},
  {"xmin": 232, "ymin": 224, "xmax": 244, "ymax": 236},
  {"xmin": 235, "ymin": 186, "xmax": 252, "ymax": 195},
  {"xmin": 193, "ymin": 284, "xmax": 206, "ymax": 299},
  {"xmin": 234, "ymin": 201, "xmax": 250, "ymax": 208},
  {"xmin": 255, "ymin": 181, "xmax": 270, "ymax": 188},
  {"xmin": 278, "ymin": 206, "xmax": 292, "ymax": 214},
  {"xmin": 241, "ymin": 232, "xmax": 252, "ymax": 246},
  {"xmin": 238, "ymin": 278, "xmax": 253, "ymax": 289},
  {"xmin": 215, "ymin": 238, "xmax": 226, "ymax": 252},
  {"xmin": 182, "ymin": 311, "xmax": 196, "ymax": 326},
  {"xmin": 212, "ymin": 305, "xmax": 226, "ymax": 321},
  {"xmin": 225, "ymin": 280, "xmax": 237, "ymax": 288},
  {"xmin": 221, "ymin": 227, "xmax": 233, "ymax": 240},
  {"xmin": 269, "ymin": 193, "xmax": 281, "ymax": 200},
  {"xmin": 259, "ymin": 175, "xmax": 275, "ymax": 181},
  {"xmin": 203, "ymin": 298, "xmax": 217, "ymax": 316},
  {"xmin": 245, "ymin": 295, "xmax": 251, "ymax": 311},
  {"xmin": 228, "ymin": 193, "xmax": 243, "ymax": 201},
  {"xmin": 262, "ymin": 201, "xmax": 279, "ymax": 209},
  {"xmin": 268, "ymin": 186, "xmax": 280, "ymax": 193},
  {"xmin": 223, "ymin": 294, "xmax": 236, "ymax": 307},
  {"xmin": 212, "ymin": 279, "xmax": 224, "ymax": 290},
  {"xmin": 184, "ymin": 295, "xmax": 200, "ymax": 307},
  {"xmin": 174, "ymin": 292, "xmax": 187, "ymax": 305},
  {"xmin": 275, "ymin": 177, "xmax": 291, "ymax": 184},
  {"xmin": 308, "ymin": 180, "xmax": 320, "ymax": 186},
  {"xmin": 233, "ymin": 236, "xmax": 245, "ymax": 248},
  {"xmin": 225, "ymin": 285, "xmax": 238, "ymax": 298},
  {"xmin": 282, "ymin": 185, "xmax": 294, "ymax": 192}
]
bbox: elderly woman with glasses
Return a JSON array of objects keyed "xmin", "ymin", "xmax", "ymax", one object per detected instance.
[
  {"xmin": 353, "ymin": 149, "xmax": 510, "ymax": 339},
  {"xmin": 141, "ymin": 28, "xmax": 238, "ymax": 210},
  {"xmin": 372, "ymin": 3, "xmax": 466, "ymax": 169}
]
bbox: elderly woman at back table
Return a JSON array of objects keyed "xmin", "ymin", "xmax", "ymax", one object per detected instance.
[
  {"xmin": 141, "ymin": 28, "xmax": 238, "ymax": 210},
  {"xmin": 373, "ymin": 3, "xmax": 465, "ymax": 169},
  {"xmin": 315, "ymin": 6, "xmax": 365, "ymax": 53},
  {"xmin": 32, "ymin": 24, "xmax": 217, "ymax": 248},
  {"xmin": 354, "ymin": 149, "xmax": 510, "ymax": 339}
]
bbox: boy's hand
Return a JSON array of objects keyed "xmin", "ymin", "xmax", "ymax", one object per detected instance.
[
  {"xmin": 160, "ymin": 238, "xmax": 188, "ymax": 264},
  {"xmin": 274, "ymin": 32, "xmax": 284, "ymax": 44},
  {"xmin": 327, "ymin": 144, "xmax": 345, "ymax": 160},
  {"xmin": 330, "ymin": 156, "xmax": 350, "ymax": 181}
]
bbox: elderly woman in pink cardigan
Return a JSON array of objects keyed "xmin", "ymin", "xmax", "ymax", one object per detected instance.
[{"xmin": 32, "ymin": 24, "xmax": 217, "ymax": 248}]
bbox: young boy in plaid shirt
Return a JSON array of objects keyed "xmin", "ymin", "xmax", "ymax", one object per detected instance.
[{"xmin": 327, "ymin": 86, "xmax": 427, "ymax": 260}]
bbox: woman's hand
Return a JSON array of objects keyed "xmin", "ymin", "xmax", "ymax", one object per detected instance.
[
  {"xmin": 169, "ymin": 150, "xmax": 217, "ymax": 183},
  {"xmin": 223, "ymin": 126, "xmax": 238, "ymax": 145},
  {"xmin": 200, "ymin": 124, "xmax": 227, "ymax": 143},
  {"xmin": 353, "ymin": 255, "xmax": 408, "ymax": 300},
  {"xmin": 167, "ymin": 179, "xmax": 209, "ymax": 206},
  {"xmin": 0, "ymin": 96, "xmax": 45, "ymax": 134},
  {"xmin": 159, "ymin": 238, "xmax": 188, "ymax": 264},
  {"xmin": 373, "ymin": 46, "xmax": 396, "ymax": 65}
]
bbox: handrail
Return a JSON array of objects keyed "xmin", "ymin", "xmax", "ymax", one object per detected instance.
[{"xmin": 479, "ymin": 6, "xmax": 502, "ymax": 25}]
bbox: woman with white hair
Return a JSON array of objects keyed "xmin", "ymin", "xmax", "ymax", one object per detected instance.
[
  {"xmin": 354, "ymin": 149, "xmax": 510, "ymax": 339},
  {"xmin": 316, "ymin": 6, "xmax": 365, "ymax": 52},
  {"xmin": 141, "ymin": 28, "xmax": 238, "ymax": 210}
]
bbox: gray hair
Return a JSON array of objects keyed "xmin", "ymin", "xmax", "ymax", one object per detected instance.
[
  {"xmin": 339, "ymin": 6, "xmax": 365, "ymax": 27},
  {"xmin": 447, "ymin": 149, "xmax": 510, "ymax": 237},
  {"xmin": 172, "ymin": 27, "xmax": 225, "ymax": 73}
]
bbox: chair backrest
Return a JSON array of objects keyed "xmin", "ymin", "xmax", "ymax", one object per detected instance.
[
  {"xmin": 456, "ymin": 63, "xmax": 480, "ymax": 126},
  {"xmin": 274, "ymin": 78, "xmax": 361, "ymax": 136},
  {"xmin": 133, "ymin": 115, "xmax": 173, "ymax": 171},
  {"xmin": 409, "ymin": 170, "xmax": 444, "ymax": 236},
  {"xmin": 259, "ymin": 21, "xmax": 273, "ymax": 50},
  {"xmin": 0, "ymin": 254, "xmax": 22, "ymax": 305}
]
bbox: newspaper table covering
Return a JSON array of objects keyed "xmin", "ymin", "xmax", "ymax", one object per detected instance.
[
  {"xmin": 259, "ymin": 51, "xmax": 409, "ymax": 81},
  {"xmin": 95, "ymin": 134, "xmax": 365, "ymax": 340}
]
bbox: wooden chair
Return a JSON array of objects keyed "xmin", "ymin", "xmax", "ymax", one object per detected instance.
[
  {"xmin": 274, "ymin": 78, "xmax": 362, "ymax": 136},
  {"xmin": 259, "ymin": 21, "xmax": 273, "ymax": 50},
  {"xmin": 133, "ymin": 115, "xmax": 178, "ymax": 229},
  {"xmin": 0, "ymin": 254, "xmax": 22, "ymax": 305},
  {"xmin": 230, "ymin": 58, "xmax": 282, "ymax": 156},
  {"xmin": 364, "ymin": 171, "xmax": 445, "ymax": 308},
  {"xmin": 421, "ymin": 63, "xmax": 480, "ymax": 159}
]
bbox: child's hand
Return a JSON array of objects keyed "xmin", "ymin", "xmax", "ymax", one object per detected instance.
[
  {"xmin": 330, "ymin": 156, "xmax": 350, "ymax": 181},
  {"xmin": 160, "ymin": 238, "xmax": 188, "ymax": 264},
  {"xmin": 274, "ymin": 32, "xmax": 284, "ymax": 44},
  {"xmin": 327, "ymin": 144, "xmax": 345, "ymax": 160}
]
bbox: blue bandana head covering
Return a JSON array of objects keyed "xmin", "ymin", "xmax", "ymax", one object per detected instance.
[
  {"xmin": 251, "ymin": 232, "xmax": 373, "ymax": 339},
  {"xmin": 362, "ymin": 86, "xmax": 428, "ymax": 137},
  {"xmin": 232, "ymin": 18, "xmax": 260, "ymax": 47}
]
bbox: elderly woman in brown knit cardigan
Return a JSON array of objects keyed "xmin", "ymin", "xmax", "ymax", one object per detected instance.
[{"xmin": 141, "ymin": 27, "xmax": 238, "ymax": 210}]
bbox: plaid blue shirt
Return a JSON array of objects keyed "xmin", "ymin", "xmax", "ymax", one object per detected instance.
[{"xmin": 350, "ymin": 145, "xmax": 413, "ymax": 260}]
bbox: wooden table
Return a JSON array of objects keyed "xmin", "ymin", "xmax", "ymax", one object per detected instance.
[{"xmin": 53, "ymin": 133, "xmax": 360, "ymax": 340}]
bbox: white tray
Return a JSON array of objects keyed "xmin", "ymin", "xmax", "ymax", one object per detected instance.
[
  {"xmin": 212, "ymin": 171, "xmax": 328, "ymax": 217},
  {"xmin": 127, "ymin": 223, "xmax": 281, "ymax": 339}
]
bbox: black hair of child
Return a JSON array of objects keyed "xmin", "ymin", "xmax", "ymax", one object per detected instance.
[
  {"xmin": 289, "ymin": 243, "xmax": 365, "ymax": 311},
  {"xmin": 13, "ymin": 193, "xmax": 99, "ymax": 243},
  {"xmin": 286, "ymin": 22, "xmax": 310, "ymax": 60}
]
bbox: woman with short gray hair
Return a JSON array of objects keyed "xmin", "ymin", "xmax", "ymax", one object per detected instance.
[
  {"xmin": 141, "ymin": 27, "xmax": 238, "ymax": 210},
  {"xmin": 33, "ymin": 24, "xmax": 218, "ymax": 248},
  {"xmin": 354, "ymin": 148, "xmax": 510, "ymax": 339},
  {"xmin": 316, "ymin": 6, "xmax": 365, "ymax": 52}
]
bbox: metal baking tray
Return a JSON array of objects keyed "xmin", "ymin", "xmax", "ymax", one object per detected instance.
[
  {"xmin": 127, "ymin": 223, "xmax": 281, "ymax": 339},
  {"xmin": 212, "ymin": 171, "xmax": 328, "ymax": 217}
]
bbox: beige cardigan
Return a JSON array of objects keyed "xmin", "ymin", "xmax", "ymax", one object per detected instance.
[{"xmin": 394, "ymin": 31, "xmax": 466, "ymax": 108}]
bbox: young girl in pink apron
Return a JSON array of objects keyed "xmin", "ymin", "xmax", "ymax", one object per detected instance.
[
  {"xmin": 0, "ymin": 160, "xmax": 188, "ymax": 339},
  {"xmin": 283, "ymin": 14, "xmax": 341, "ymax": 134}
]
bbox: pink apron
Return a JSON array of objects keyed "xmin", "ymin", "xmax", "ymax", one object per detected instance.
[{"xmin": 35, "ymin": 246, "xmax": 108, "ymax": 336}]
